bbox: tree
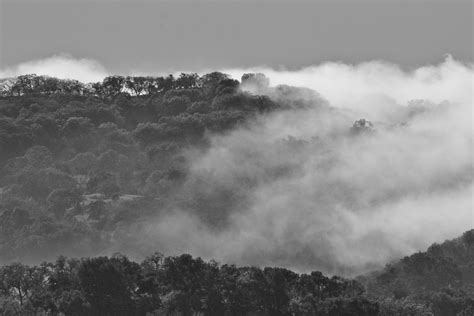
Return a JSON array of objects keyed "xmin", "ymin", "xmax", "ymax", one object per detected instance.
[
  {"xmin": 462, "ymin": 230, "xmax": 474, "ymax": 246},
  {"xmin": 125, "ymin": 76, "xmax": 148, "ymax": 96},
  {"xmin": 262, "ymin": 267, "xmax": 298, "ymax": 316},
  {"xmin": 161, "ymin": 74, "xmax": 175, "ymax": 91},
  {"xmin": 212, "ymin": 93, "xmax": 246, "ymax": 110},
  {"xmin": 101, "ymin": 76, "xmax": 125, "ymax": 97},
  {"xmin": 351, "ymin": 119, "xmax": 374, "ymax": 134},
  {"xmin": 187, "ymin": 101, "xmax": 211, "ymax": 114},
  {"xmin": 241, "ymin": 73, "xmax": 270, "ymax": 93},
  {"xmin": 42, "ymin": 76, "xmax": 60, "ymax": 94},
  {"xmin": 317, "ymin": 297, "xmax": 379, "ymax": 316},
  {"xmin": 57, "ymin": 289, "xmax": 89, "ymax": 316},
  {"xmin": 58, "ymin": 79, "xmax": 85, "ymax": 94},
  {"xmin": 143, "ymin": 77, "xmax": 159, "ymax": 94},
  {"xmin": 159, "ymin": 96, "xmax": 191, "ymax": 116},
  {"xmin": 428, "ymin": 288, "xmax": 474, "ymax": 316},
  {"xmin": 198, "ymin": 72, "xmax": 230, "ymax": 98},
  {"xmin": 0, "ymin": 263, "xmax": 45, "ymax": 308},
  {"xmin": 175, "ymin": 73, "xmax": 199, "ymax": 89},
  {"xmin": 78, "ymin": 256, "xmax": 137, "ymax": 316},
  {"xmin": 0, "ymin": 78, "xmax": 17, "ymax": 96},
  {"xmin": 159, "ymin": 254, "xmax": 222, "ymax": 316},
  {"xmin": 219, "ymin": 265, "xmax": 253, "ymax": 315},
  {"xmin": 11, "ymin": 74, "xmax": 37, "ymax": 95},
  {"xmin": 215, "ymin": 78, "xmax": 240, "ymax": 95}
]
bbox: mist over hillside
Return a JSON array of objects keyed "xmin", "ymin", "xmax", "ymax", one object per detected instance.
[
  {"xmin": 1, "ymin": 0, "xmax": 472, "ymax": 313},
  {"xmin": 0, "ymin": 57, "xmax": 472, "ymax": 278}
]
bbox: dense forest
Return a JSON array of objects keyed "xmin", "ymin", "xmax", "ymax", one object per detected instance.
[
  {"xmin": 0, "ymin": 72, "xmax": 287, "ymax": 263},
  {"xmin": 0, "ymin": 230, "xmax": 472, "ymax": 315},
  {"xmin": 0, "ymin": 74, "xmax": 472, "ymax": 315}
]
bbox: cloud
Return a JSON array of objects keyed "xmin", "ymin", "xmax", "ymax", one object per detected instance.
[
  {"xmin": 111, "ymin": 56, "xmax": 473, "ymax": 276},
  {"xmin": 0, "ymin": 54, "xmax": 108, "ymax": 83},
  {"xmin": 224, "ymin": 55, "xmax": 473, "ymax": 117}
]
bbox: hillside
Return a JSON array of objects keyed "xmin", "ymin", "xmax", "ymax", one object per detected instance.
[
  {"xmin": 0, "ymin": 73, "xmax": 300, "ymax": 264},
  {"xmin": 0, "ymin": 230, "xmax": 472, "ymax": 315},
  {"xmin": 0, "ymin": 73, "xmax": 472, "ymax": 315},
  {"xmin": 361, "ymin": 230, "xmax": 474, "ymax": 315}
]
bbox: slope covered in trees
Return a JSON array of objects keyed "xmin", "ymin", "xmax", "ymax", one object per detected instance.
[
  {"xmin": 0, "ymin": 252, "xmax": 378, "ymax": 316},
  {"xmin": 0, "ymin": 73, "xmax": 472, "ymax": 315},
  {"xmin": 360, "ymin": 230, "xmax": 474, "ymax": 316},
  {"xmin": 0, "ymin": 73, "xmax": 288, "ymax": 263},
  {"xmin": 0, "ymin": 230, "xmax": 472, "ymax": 315}
]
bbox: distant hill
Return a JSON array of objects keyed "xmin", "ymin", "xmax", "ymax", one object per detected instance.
[{"xmin": 360, "ymin": 229, "xmax": 474, "ymax": 315}]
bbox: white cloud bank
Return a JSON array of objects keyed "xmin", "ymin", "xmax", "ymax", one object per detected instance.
[
  {"xmin": 0, "ymin": 54, "xmax": 108, "ymax": 83},
  {"xmin": 225, "ymin": 55, "xmax": 473, "ymax": 110},
  {"xmin": 115, "ymin": 56, "xmax": 472, "ymax": 276}
]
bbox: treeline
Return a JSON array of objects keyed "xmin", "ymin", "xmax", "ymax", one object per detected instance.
[
  {"xmin": 1, "ymin": 230, "xmax": 473, "ymax": 316},
  {"xmin": 0, "ymin": 252, "xmax": 387, "ymax": 316},
  {"xmin": 0, "ymin": 73, "xmax": 198, "ymax": 97},
  {"xmin": 0, "ymin": 73, "xmax": 269, "ymax": 98},
  {"xmin": 0, "ymin": 72, "xmax": 277, "ymax": 161}
]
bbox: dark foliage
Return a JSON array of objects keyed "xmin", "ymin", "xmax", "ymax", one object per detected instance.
[
  {"xmin": 0, "ymin": 253, "xmax": 378, "ymax": 316},
  {"xmin": 0, "ymin": 73, "xmax": 281, "ymax": 264},
  {"xmin": 2, "ymin": 229, "xmax": 473, "ymax": 316},
  {"xmin": 360, "ymin": 229, "xmax": 474, "ymax": 316}
]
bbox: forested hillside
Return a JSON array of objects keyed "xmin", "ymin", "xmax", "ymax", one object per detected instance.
[
  {"xmin": 0, "ymin": 230, "xmax": 472, "ymax": 315},
  {"xmin": 361, "ymin": 229, "xmax": 474, "ymax": 315},
  {"xmin": 0, "ymin": 73, "xmax": 288, "ymax": 263},
  {"xmin": 0, "ymin": 74, "xmax": 473, "ymax": 315}
]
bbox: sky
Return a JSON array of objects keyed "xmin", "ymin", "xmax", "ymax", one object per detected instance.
[{"xmin": 0, "ymin": 0, "xmax": 472, "ymax": 76}]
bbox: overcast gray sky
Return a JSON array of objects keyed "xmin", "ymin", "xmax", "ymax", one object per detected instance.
[{"xmin": 0, "ymin": 0, "xmax": 472, "ymax": 74}]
